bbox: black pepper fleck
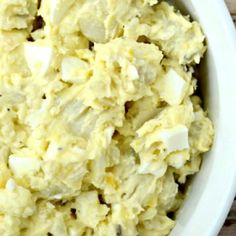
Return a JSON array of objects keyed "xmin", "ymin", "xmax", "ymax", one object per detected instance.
[
  {"xmin": 37, "ymin": 0, "xmax": 42, "ymax": 9},
  {"xmin": 32, "ymin": 15, "xmax": 45, "ymax": 32},
  {"xmin": 70, "ymin": 208, "xmax": 77, "ymax": 219},
  {"xmin": 42, "ymin": 94, "xmax": 47, "ymax": 99},
  {"xmin": 27, "ymin": 36, "xmax": 35, "ymax": 42},
  {"xmin": 98, "ymin": 194, "xmax": 106, "ymax": 205},
  {"xmin": 89, "ymin": 41, "xmax": 94, "ymax": 50},
  {"xmin": 116, "ymin": 224, "xmax": 123, "ymax": 236}
]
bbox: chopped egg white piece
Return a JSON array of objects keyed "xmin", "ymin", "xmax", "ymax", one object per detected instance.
[
  {"xmin": 61, "ymin": 56, "xmax": 89, "ymax": 83},
  {"xmin": 128, "ymin": 65, "xmax": 139, "ymax": 80},
  {"xmin": 138, "ymin": 161, "xmax": 167, "ymax": 178},
  {"xmin": 157, "ymin": 125, "xmax": 189, "ymax": 154},
  {"xmin": 105, "ymin": 127, "xmax": 115, "ymax": 145},
  {"xmin": 158, "ymin": 69, "xmax": 187, "ymax": 105},
  {"xmin": 150, "ymin": 0, "xmax": 158, "ymax": 5},
  {"xmin": 44, "ymin": 142, "xmax": 62, "ymax": 160},
  {"xmin": 8, "ymin": 156, "xmax": 41, "ymax": 177},
  {"xmin": 50, "ymin": 0, "xmax": 76, "ymax": 24},
  {"xmin": 5, "ymin": 178, "xmax": 16, "ymax": 191},
  {"xmin": 24, "ymin": 41, "xmax": 53, "ymax": 77},
  {"xmin": 166, "ymin": 150, "xmax": 190, "ymax": 169},
  {"xmin": 49, "ymin": 194, "xmax": 63, "ymax": 200},
  {"xmin": 69, "ymin": 228, "xmax": 77, "ymax": 236},
  {"xmin": 27, "ymin": 100, "xmax": 50, "ymax": 129}
]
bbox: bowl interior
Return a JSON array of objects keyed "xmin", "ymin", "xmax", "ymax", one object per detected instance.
[{"xmin": 168, "ymin": 1, "xmax": 236, "ymax": 236}]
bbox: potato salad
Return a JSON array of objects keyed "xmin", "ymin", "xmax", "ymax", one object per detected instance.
[{"xmin": 0, "ymin": 0, "xmax": 214, "ymax": 235}]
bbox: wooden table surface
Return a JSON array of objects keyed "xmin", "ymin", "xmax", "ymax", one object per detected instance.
[
  {"xmin": 226, "ymin": 0, "xmax": 236, "ymax": 24},
  {"xmin": 219, "ymin": 1, "xmax": 235, "ymax": 235}
]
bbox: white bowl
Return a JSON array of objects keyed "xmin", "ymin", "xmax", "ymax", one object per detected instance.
[{"xmin": 168, "ymin": 1, "xmax": 236, "ymax": 235}]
